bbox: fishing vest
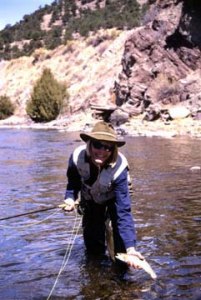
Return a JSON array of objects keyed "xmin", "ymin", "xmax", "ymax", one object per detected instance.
[{"xmin": 72, "ymin": 145, "xmax": 129, "ymax": 204}]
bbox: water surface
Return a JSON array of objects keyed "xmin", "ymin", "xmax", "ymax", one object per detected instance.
[{"xmin": 0, "ymin": 129, "xmax": 200, "ymax": 299}]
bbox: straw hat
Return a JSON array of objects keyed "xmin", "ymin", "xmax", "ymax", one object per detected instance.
[{"xmin": 80, "ymin": 121, "xmax": 125, "ymax": 147}]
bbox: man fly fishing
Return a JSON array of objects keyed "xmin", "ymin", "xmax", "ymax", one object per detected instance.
[{"xmin": 62, "ymin": 121, "xmax": 144, "ymax": 269}]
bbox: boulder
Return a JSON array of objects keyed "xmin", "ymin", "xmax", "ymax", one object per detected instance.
[{"xmin": 169, "ymin": 105, "xmax": 190, "ymax": 119}]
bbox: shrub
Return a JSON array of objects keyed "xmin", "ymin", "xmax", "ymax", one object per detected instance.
[
  {"xmin": 0, "ymin": 95, "xmax": 15, "ymax": 120},
  {"xmin": 26, "ymin": 68, "xmax": 68, "ymax": 122}
]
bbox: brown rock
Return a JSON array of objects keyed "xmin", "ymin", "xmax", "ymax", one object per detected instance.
[{"xmin": 114, "ymin": 0, "xmax": 201, "ymax": 124}]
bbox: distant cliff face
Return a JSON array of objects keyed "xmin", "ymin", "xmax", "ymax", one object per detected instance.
[{"xmin": 113, "ymin": 0, "xmax": 201, "ymax": 122}]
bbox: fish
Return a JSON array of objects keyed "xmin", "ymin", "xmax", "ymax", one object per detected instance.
[
  {"xmin": 116, "ymin": 253, "xmax": 157, "ymax": 279},
  {"xmin": 105, "ymin": 218, "xmax": 115, "ymax": 261}
]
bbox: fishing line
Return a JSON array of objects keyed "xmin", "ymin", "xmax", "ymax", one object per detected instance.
[
  {"xmin": 47, "ymin": 210, "xmax": 82, "ymax": 300},
  {"xmin": 0, "ymin": 204, "xmax": 82, "ymax": 299},
  {"xmin": 0, "ymin": 209, "xmax": 61, "ymax": 229}
]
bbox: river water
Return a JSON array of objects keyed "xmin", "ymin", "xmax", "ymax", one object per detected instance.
[{"xmin": 0, "ymin": 129, "xmax": 200, "ymax": 300}]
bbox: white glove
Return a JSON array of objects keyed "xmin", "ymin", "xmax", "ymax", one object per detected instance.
[{"xmin": 63, "ymin": 198, "xmax": 75, "ymax": 211}]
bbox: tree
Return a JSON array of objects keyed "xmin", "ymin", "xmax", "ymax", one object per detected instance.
[
  {"xmin": 0, "ymin": 95, "xmax": 15, "ymax": 120},
  {"xmin": 26, "ymin": 68, "xmax": 68, "ymax": 122}
]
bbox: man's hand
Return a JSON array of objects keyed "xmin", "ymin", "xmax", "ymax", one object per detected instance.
[
  {"xmin": 62, "ymin": 198, "xmax": 75, "ymax": 211},
  {"xmin": 126, "ymin": 247, "xmax": 144, "ymax": 268}
]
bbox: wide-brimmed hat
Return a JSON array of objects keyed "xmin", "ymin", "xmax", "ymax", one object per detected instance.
[{"xmin": 80, "ymin": 121, "xmax": 125, "ymax": 147}]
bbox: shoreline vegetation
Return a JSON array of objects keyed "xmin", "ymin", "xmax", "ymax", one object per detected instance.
[{"xmin": 0, "ymin": 110, "xmax": 201, "ymax": 139}]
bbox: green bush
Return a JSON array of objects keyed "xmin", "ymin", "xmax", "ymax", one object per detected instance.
[
  {"xmin": 0, "ymin": 95, "xmax": 15, "ymax": 120},
  {"xmin": 26, "ymin": 68, "xmax": 68, "ymax": 122}
]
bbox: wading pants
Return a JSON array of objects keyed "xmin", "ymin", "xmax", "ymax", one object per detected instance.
[{"xmin": 81, "ymin": 199, "xmax": 126, "ymax": 256}]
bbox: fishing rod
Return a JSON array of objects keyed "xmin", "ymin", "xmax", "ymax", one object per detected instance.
[{"xmin": 0, "ymin": 204, "xmax": 66, "ymax": 222}]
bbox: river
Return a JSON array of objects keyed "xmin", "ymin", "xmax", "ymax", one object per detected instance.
[{"xmin": 0, "ymin": 129, "xmax": 200, "ymax": 300}]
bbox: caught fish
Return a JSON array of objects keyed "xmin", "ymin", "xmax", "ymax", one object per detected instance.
[{"xmin": 116, "ymin": 253, "xmax": 157, "ymax": 279}]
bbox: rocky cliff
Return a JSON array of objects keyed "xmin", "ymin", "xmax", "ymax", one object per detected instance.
[{"xmin": 113, "ymin": 0, "xmax": 201, "ymax": 124}]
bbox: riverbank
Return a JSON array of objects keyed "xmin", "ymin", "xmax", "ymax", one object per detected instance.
[
  {"xmin": 0, "ymin": 111, "xmax": 201, "ymax": 139},
  {"xmin": 123, "ymin": 116, "xmax": 201, "ymax": 139}
]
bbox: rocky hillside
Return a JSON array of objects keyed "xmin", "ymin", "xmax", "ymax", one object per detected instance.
[
  {"xmin": 0, "ymin": 0, "xmax": 201, "ymax": 138},
  {"xmin": 113, "ymin": 0, "xmax": 201, "ymax": 124},
  {"xmin": 0, "ymin": 0, "xmax": 141, "ymax": 60},
  {"xmin": 0, "ymin": 27, "xmax": 129, "ymax": 118}
]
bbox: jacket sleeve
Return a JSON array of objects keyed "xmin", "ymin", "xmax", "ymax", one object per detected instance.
[
  {"xmin": 64, "ymin": 154, "xmax": 81, "ymax": 200},
  {"xmin": 113, "ymin": 168, "xmax": 136, "ymax": 249}
]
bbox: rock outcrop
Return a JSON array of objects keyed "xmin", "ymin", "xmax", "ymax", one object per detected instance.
[{"xmin": 112, "ymin": 0, "xmax": 201, "ymax": 124}]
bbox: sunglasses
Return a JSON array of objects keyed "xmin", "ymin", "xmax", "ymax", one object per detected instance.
[{"xmin": 91, "ymin": 140, "xmax": 114, "ymax": 152}]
